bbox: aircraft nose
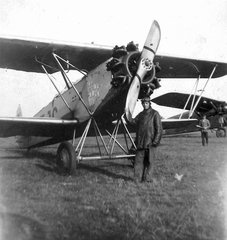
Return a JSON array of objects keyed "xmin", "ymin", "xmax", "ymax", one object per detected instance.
[
  {"xmin": 224, "ymin": 104, "xmax": 227, "ymax": 110},
  {"xmin": 217, "ymin": 102, "xmax": 227, "ymax": 114}
]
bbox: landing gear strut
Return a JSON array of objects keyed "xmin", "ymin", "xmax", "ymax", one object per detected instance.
[{"xmin": 56, "ymin": 115, "xmax": 136, "ymax": 175}]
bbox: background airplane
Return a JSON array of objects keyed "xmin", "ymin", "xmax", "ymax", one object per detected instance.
[
  {"xmin": 151, "ymin": 92, "xmax": 227, "ymax": 137},
  {"xmin": 0, "ymin": 20, "xmax": 227, "ymax": 174}
]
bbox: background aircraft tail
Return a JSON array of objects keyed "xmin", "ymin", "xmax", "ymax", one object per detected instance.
[
  {"xmin": 15, "ymin": 104, "xmax": 29, "ymax": 148},
  {"xmin": 16, "ymin": 104, "xmax": 22, "ymax": 117}
]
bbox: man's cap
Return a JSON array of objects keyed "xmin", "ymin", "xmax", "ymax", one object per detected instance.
[{"xmin": 141, "ymin": 96, "xmax": 151, "ymax": 103}]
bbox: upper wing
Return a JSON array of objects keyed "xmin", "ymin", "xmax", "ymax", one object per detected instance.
[
  {"xmin": 0, "ymin": 117, "xmax": 78, "ymax": 138},
  {"xmin": 154, "ymin": 54, "xmax": 227, "ymax": 78},
  {"xmin": 152, "ymin": 92, "xmax": 225, "ymax": 113},
  {"xmin": 0, "ymin": 35, "xmax": 113, "ymax": 74},
  {"xmin": 0, "ymin": 36, "xmax": 227, "ymax": 78}
]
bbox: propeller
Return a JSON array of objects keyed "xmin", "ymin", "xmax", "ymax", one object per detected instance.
[{"xmin": 125, "ymin": 20, "xmax": 161, "ymax": 120}]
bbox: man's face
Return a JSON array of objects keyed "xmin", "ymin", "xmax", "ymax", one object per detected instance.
[{"xmin": 142, "ymin": 101, "xmax": 150, "ymax": 110}]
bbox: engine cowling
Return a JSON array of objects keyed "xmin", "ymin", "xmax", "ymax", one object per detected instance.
[
  {"xmin": 106, "ymin": 42, "xmax": 161, "ymax": 98},
  {"xmin": 218, "ymin": 102, "xmax": 227, "ymax": 115}
]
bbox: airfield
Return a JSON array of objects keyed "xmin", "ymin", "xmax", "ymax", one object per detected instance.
[{"xmin": 0, "ymin": 132, "xmax": 226, "ymax": 240}]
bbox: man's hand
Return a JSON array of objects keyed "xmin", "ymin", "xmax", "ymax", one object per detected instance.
[
  {"xmin": 126, "ymin": 110, "xmax": 133, "ymax": 122},
  {"xmin": 148, "ymin": 142, "xmax": 157, "ymax": 148}
]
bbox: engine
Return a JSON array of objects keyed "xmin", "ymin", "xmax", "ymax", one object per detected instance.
[
  {"xmin": 218, "ymin": 101, "xmax": 227, "ymax": 115},
  {"xmin": 106, "ymin": 42, "xmax": 161, "ymax": 99}
]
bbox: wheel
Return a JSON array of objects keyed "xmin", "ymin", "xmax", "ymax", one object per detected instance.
[
  {"xmin": 56, "ymin": 141, "xmax": 77, "ymax": 175},
  {"xmin": 216, "ymin": 127, "xmax": 226, "ymax": 138}
]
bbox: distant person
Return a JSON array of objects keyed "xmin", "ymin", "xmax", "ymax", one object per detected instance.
[
  {"xmin": 127, "ymin": 96, "xmax": 162, "ymax": 183},
  {"xmin": 218, "ymin": 115, "xmax": 226, "ymax": 128},
  {"xmin": 199, "ymin": 115, "xmax": 211, "ymax": 146}
]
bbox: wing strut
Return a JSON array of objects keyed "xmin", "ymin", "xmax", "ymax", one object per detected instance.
[
  {"xmin": 38, "ymin": 53, "xmax": 92, "ymax": 117},
  {"xmin": 189, "ymin": 64, "xmax": 217, "ymax": 118},
  {"xmin": 189, "ymin": 75, "xmax": 200, "ymax": 116},
  {"xmin": 41, "ymin": 65, "xmax": 73, "ymax": 114},
  {"xmin": 52, "ymin": 53, "xmax": 87, "ymax": 77},
  {"xmin": 179, "ymin": 74, "xmax": 200, "ymax": 119},
  {"xmin": 52, "ymin": 53, "xmax": 92, "ymax": 116}
]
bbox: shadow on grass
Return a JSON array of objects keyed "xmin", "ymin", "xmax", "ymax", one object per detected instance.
[
  {"xmin": 3, "ymin": 146, "xmax": 133, "ymax": 180},
  {"xmin": 0, "ymin": 211, "xmax": 47, "ymax": 240},
  {"xmin": 26, "ymin": 149, "xmax": 56, "ymax": 160},
  {"xmin": 21, "ymin": 149, "xmax": 57, "ymax": 173},
  {"xmin": 0, "ymin": 155, "xmax": 26, "ymax": 160},
  {"xmin": 35, "ymin": 163, "xmax": 55, "ymax": 173},
  {"xmin": 78, "ymin": 163, "xmax": 132, "ymax": 181}
]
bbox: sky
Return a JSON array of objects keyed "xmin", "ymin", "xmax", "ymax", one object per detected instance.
[
  {"xmin": 1, "ymin": 0, "xmax": 227, "ymax": 232},
  {"xmin": 0, "ymin": 0, "xmax": 227, "ymax": 117}
]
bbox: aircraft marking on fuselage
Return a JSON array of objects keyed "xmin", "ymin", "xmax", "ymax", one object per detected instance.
[
  {"xmin": 88, "ymin": 81, "xmax": 100, "ymax": 107},
  {"xmin": 39, "ymin": 90, "xmax": 83, "ymax": 118}
]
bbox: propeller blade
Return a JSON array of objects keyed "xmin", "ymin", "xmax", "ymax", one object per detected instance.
[{"xmin": 125, "ymin": 20, "xmax": 161, "ymax": 120}]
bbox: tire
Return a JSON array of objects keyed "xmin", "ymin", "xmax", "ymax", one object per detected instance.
[
  {"xmin": 216, "ymin": 127, "xmax": 226, "ymax": 138},
  {"xmin": 56, "ymin": 141, "xmax": 77, "ymax": 175}
]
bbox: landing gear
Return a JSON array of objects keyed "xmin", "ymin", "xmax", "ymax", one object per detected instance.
[
  {"xmin": 56, "ymin": 141, "xmax": 77, "ymax": 175},
  {"xmin": 216, "ymin": 127, "xmax": 226, "ymax": 138},
  {"xmin": 55, "ymin": 115, "xmax": 135, "ymax": 175}
]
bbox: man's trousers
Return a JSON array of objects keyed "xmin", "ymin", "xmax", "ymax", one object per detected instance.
[
  {"xmin": 134, "ymin": 146, "xmax": 157, "ymax": 182},
  {"xmin": 201, "ymin": 131, "xmax": 208, "ymax": 146}
]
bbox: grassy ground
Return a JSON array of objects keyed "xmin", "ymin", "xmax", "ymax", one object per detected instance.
[{"xmin": 0, "ymin": 132, "xmax": 226, "ymax": 240}]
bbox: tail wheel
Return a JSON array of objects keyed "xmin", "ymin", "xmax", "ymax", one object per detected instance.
[
  {"xmin": 56, "ymin": 141, "xmax": 77, "ymax": 175},
  {"xmin": 216, "ymin": 127, "xmax": 226, "ymax": 138}
]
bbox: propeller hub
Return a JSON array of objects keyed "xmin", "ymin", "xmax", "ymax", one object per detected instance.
[{"xmin": 142, "ymin": 58, "xmax": 153, "ymax": 71}]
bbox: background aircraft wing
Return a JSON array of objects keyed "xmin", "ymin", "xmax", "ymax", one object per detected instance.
[
  {"xmin": 127, "ymin": 118, "xmax": 198, "ymax": 133},
  {"xmin": 152, "ymin": 92, "xmax": 225, "ymax": 114},
  {"xmin": 0, "ymin": 117, "xmax": 78, "ymax": 138},
  {"xmin": 0, "ymin": 36, "xmax": 227, "ymax": 78},
  {"xmin": 161, "ymin": 118, "xmax": 199, "ymax": 135},
  {"xmin": 162, "ymin": 118, "xmax": 198, "ymax": 127}
]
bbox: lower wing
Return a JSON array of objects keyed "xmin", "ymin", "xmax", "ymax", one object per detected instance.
[
  {"xmin": 162, "ymin": 118, "xmax": 198, "ymax": 129},
  {"xmin": 0, "ymin": 117, "xmax": 78, "ymax": 138}
]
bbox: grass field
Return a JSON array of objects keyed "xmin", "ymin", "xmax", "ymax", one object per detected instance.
[{"xmin": 0, "ymin": 132, "xmax": 226, "ymax": 240}]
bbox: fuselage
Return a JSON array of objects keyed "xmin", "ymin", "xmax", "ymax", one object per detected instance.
[{"xmin": 17, "ymin": 59, "xmax": 129, "ymax": 149}]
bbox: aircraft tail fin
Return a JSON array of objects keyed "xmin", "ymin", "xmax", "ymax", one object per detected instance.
[
  {"xmin": 15, "ymin": 104, "xmax": 25, "ymax": 148},
  {"xmin": 16, "ymin": 104, "xmax": 22, "ymax": 117}
]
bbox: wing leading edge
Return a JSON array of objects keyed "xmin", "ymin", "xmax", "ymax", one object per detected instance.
[
  {"xmin": 0, "ymin": 36, "xmax": 227, "ymax": 78},
  {"xmin": 154, "ymin": 54, "xmax": 227, "ymax": 78},
  {"xmin": 0, "ymin": 117, "xmax": 78, "ymax": 138},
  {"xmin": 0, "ymin": 35, "xmax": 113, "ymax": 74}
]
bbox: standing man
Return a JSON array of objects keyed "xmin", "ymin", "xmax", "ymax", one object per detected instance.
[
  {"xmin": 127, "ymin": 96, "xmax": 162, "ymax": 183},
  {"xmin": 218, "ymin": 115, "xmax": 225, "ymax": 128},
  {"xmin": 199, "ymin": 115, "xmax": 211, "ymax": 146}
]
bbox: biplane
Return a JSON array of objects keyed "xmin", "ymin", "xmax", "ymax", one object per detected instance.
[
  {"xmin": 0, "ymin": 20, "xmax": 227, "ymax": 174},
  {"xmin": 151, "ymin": 92, "xmax": 227, "ymax": 137}
]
